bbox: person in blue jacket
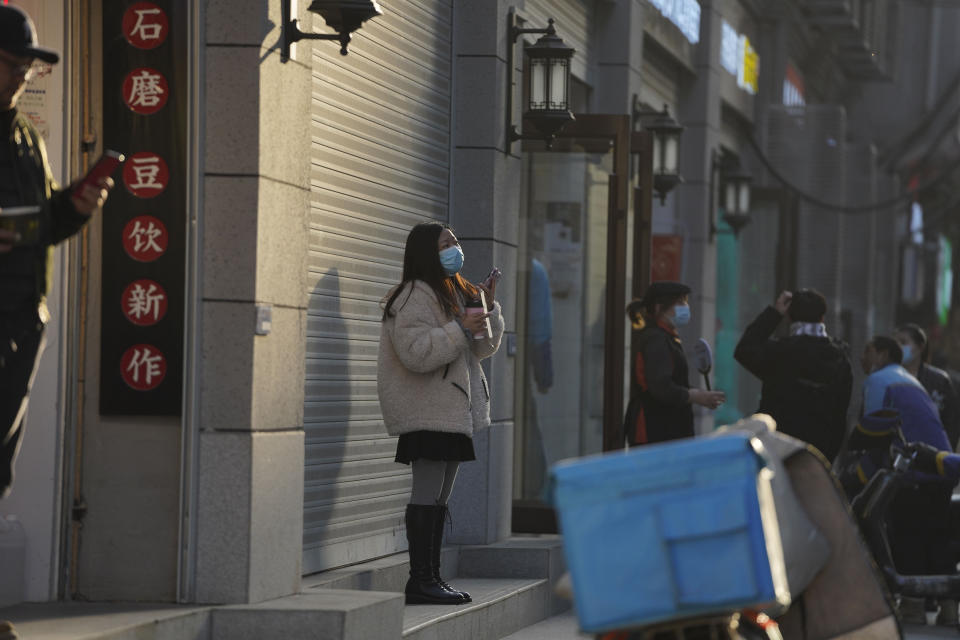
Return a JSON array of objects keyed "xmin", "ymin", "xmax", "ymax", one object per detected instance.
[{"xmin": 858, "ymin": 335, "xmax": 956, "ymax": 625}]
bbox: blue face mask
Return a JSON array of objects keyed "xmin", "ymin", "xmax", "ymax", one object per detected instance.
[
  {"xmin": 439, "ymin": 245, "xmax": 464, "ymax": 276},
  {"xmin": 672, "ymin": 304, "xmax": 691, "ymax": 327},
  {"xmin": 901, "ymin": 345, "xmax": 914, "ymax": 364}
]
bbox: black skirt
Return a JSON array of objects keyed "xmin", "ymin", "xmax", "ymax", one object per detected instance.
[{"xmin": 395, "ymin": 430, "xmax": 476, "ymax": 464}]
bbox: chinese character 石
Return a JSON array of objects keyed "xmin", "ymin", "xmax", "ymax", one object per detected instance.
[
  {"xmin": 129, "ymin": 8, "xmax": 164, "ymax": 41},
  {"xmin": 126, "ymin": 346, "xmax": 162, "ymax": 385},
  {"xmin": 127, "ymin": 282, "xmax": 165, "ymax": 321},
  {"xmin": 128, "ymin": 220, "xmax": 163, "ymax": 253},
  {"xmin": 127, "ymin": 70, "xmax": 165, "ymax": 108},
  {"xmin": 128, "ymin": 156, "xmax": 165, "ymax": 191}
]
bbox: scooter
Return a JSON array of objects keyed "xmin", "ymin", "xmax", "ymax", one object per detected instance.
[{"xmin": 847, "ymin": 441, "xmax": 960, "ymax": 606}]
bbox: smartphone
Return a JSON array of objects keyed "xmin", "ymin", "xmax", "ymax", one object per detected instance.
[
  {"xmin": 478, "ymin": 289, "xmax": 493, "ymax": 339},
  {"xmin": 74, "ymin": 150, "xmax": 125, "ymax": 194}
]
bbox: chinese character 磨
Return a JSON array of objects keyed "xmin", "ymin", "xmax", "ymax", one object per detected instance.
[{"xmin": 127, "ymin": 70, "xmax": 165, "ymax": 109}]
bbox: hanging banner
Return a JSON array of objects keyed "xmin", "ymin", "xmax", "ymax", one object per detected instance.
[
  {"xmin": 652, "ymin": 235, "xmax": 684, "ymax": 282},
  {"xmin": 100, "ymin": 0, "xmax": 185, "ymax": 415}
]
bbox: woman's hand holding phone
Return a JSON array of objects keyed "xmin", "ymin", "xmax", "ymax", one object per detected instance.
[
  {"xmin": 478, "ymin": 267, "xmax": 501, "ymax": 309},
  {"xmin": 460, "ymin": 307, "xmax": 490, "ymax": 336}
]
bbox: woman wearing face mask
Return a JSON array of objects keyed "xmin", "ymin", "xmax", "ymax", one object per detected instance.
[
  {"xmin": 895, "ymin": 323, "xmax": 960, "ymax": 450},
  {"xmin": 378, "ymin": 222, "xmax": 504, "ymax": 605},
  {"xmin": 624, "ymin": 281, "xmax": 726, "ymax": 445}
]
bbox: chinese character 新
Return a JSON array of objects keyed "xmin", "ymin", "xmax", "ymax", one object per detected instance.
[
  {"xmin": 126, "ymin": 282, "xmax": 165, "ymax": 321},
  {"xmin": 127, "ymin": 70, "xmax": 165, "ymax": 109},
  {"xmin": 129, "ymin": 8, "xmax": 164, "ymax": 41},
  {"xmin": 128, "ymin": 219, "xmax": 164, "ymax": 254},
  {"xmin": 126, "ymin": 346, "xmax": 163, "ymax": 385}
]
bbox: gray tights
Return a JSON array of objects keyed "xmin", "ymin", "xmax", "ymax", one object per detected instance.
[{"xmin": 410, "ymin": 460, "xmax": 461, "ymax": 506}]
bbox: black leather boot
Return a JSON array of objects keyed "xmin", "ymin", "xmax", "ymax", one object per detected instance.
[
  {"xmin": 404, "ymin": 504, "xmax": 463, "ymax": 605},
  {"xmin": 433, "ymin": 504, "xmax": 471, "ymax": 603}
]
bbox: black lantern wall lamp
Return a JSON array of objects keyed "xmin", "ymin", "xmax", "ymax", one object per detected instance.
[
  {"xmin": 505, "ymin": 10, "xmax": 576, "ymax": 150},
  {"xmin": 281, "ymin": 0, "xmax": 383, "ymax": 61},
  {"xmin": 632, "ymin": 97, "xmax": 685, "ymax": 204},
  {"xmin": 709, "ymin": 149, "xmax": 753, "ymax": 239}
]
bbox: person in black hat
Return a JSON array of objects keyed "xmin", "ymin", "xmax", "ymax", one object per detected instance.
[
  {"xmin": 734, "ymin": 289, "xmax": 853, "ymax": 463},
  {"xmin": 0, "ymin": 4, "xmax": 113, "ymax": 508},
  {"xmin": 624, "ymin": 282, "xmax": 726, "ymax": 445}
]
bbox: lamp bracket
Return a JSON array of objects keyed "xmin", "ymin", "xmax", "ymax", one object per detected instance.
[
  {"xmin": 632, "ymin": 95, "xmax": 668, "ymax": 129},
  {"xmin": 510, "ymin": 18, "xmax": 556, "ymax": 44},
  {"xmin": 281, "ymin": 5, "xmax": 354, "ymax": 61},
  {"xmin": 508, "ymin": 124, "xmax": 566, "ymax": 150}
]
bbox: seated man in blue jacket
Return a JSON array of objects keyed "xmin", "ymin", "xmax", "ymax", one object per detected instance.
[{"xmin": 859, "ymin": 335, "xmax": 956, "ymax": 625}]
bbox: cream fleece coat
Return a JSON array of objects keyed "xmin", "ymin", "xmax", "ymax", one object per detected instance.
[{"xmin": 377, "ymin": 280, "xmax": 505, "ymax": 437}]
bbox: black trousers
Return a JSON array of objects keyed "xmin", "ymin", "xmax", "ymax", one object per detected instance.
[
  {"xmin": 888, "ymin": 483, "xmax": 955, "ymax": 576},
  {"xmin": 0, "ymin": 307, "xmax": 46, "ymax": 498}
]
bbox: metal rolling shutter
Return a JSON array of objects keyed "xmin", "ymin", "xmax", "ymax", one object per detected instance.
[
  {"xmin": 523, "ymin": 0, "xmax": 594, "ymax": 81},
  {"xmin": 303, "ymin": 0, "xmax": 453, "ymax": 574}
]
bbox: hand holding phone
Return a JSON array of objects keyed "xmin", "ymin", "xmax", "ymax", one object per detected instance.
[
  {"xmin": 74, "ymin": 150, "xmax": 125, "ymax": 196},
  {"xmin": 483, "ymin": 267, "xmax": 502, "ymax": 288}
]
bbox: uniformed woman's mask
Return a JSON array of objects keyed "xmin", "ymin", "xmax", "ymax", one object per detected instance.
[
  {"xmin": 672, "ymin": 303, "xmax": 691, "ymax": 327},
  {"xmin": 439, "ymin": 245, "xmax": 464, "ymax": 276}
]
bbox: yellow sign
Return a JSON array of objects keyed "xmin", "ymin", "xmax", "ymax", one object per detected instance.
[{"xmin": 739, "ymin": 36, "xmax": 759, "ymax": 95}]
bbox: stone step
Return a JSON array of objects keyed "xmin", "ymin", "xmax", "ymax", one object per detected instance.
[
  {"xmin": 401, "ymin": 578, "xmax": 550, "ymax": 640},
  {"xmin": 303, "ymin": 547, "xmax": 460, "ymax": 593},
  {"xmin": 458, "ymin": 535, "xmax": 569, "ymax": 617},
  {"xmin": 3, "ymin": 536, "xmax": 567, "ymax": 640},
  {"xmin": 211, "ymin": 589, "xmax": 404, "ymax": 640},
  {"xmin": 3, "ymin": 589, "xmax": 405, "ymax": 640},
  {"xmin": 1, "ymin": 602, "xmax": 210, "ymax": 640},
  {"xmin": 501, "ymin": 610, "xmax": 590, "ymax": 640}
]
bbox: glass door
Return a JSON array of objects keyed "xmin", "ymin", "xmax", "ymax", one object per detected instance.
[{"xmin": 512, "ymin": 115, "xmax": 632, "ymax": 533}]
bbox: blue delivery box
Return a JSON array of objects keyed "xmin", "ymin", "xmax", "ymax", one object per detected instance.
[{"xmin": 549, "ymin": 433, "xmax": 790, "ymax": 633}]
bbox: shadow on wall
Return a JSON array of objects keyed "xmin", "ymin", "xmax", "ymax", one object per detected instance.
[{"xmin": 302, "ymin": 268, "xmax": 350, "ymax": 574}]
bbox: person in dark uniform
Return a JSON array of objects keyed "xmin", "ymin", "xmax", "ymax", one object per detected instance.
[
  {"xmin": 1, "ymin": 5, "xmax": 113, "ymax": 500},
  {"xmin": 624, "ymin": 282, "xmax": 725, "ymax": 445},
  {"xmin": 734, "ymin": 289, "xmax": 853, "ymax": 463},
  {"xmin": 1, "ymin": 7, "xmax": 114, "ymax": 639},
  {"xmin": 895, "ymin": 323, "xmax": 960, "ymax": 451}
]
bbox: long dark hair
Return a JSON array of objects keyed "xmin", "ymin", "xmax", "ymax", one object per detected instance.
[{"xmin": 382, "ymin": 222, "xmax": 478, "ymax": 320}]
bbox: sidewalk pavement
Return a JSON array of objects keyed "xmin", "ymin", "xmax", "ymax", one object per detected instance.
[{"xmin": 501, "ymin": 610, "xmax": 957, "ymax": 640}]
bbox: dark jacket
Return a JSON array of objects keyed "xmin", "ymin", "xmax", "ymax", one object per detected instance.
[
  {"xmin": 734, "ymin": 306, "xmax": 853, "ymax": 462},
  {"xmin": 0, "ymin": 108, "xmax": 89, "ymax": 307},
  {"xmin": 917, "ymin": 363, "xmax": 960, "ymax": 450},
  {"xmin": 628, "ymin": 322, "xmax": 694, "ymax": 445}
]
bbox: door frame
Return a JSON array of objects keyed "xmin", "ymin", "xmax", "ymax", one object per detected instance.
[{"xmin": 511, "ymin": 115, "xmax": 653, "ymax": 533}]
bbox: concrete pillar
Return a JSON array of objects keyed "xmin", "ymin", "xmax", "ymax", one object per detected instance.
[
  {"xmin": 675, "ymin": 0, "xmax": 723, "ymax": 433},
  {"xmin": 193, "ymin": 1, "xmax": 309, "ymax": 604},
  {"xmin": 446, "ymin": 0, "xmax": 521, "ymax": 545},
  {"xmin": 593, "ymin": 0, "xmax": 646, "ymax": 115}
]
